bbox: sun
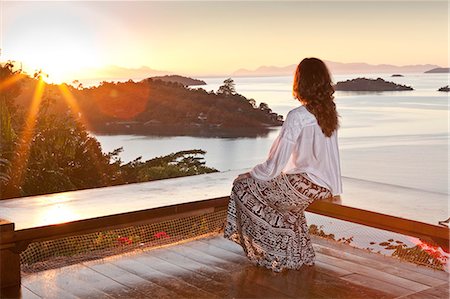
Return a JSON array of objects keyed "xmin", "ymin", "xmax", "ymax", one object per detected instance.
[
  {"xmin": 18, "ymin": 39, "xmax": 100, "ymax": 84},
  {"xmin": 3, "ymin": 4, "xmax": 103, "ymax": 84}
]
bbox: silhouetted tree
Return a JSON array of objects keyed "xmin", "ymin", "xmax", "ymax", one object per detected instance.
[
  {"xmin": 217, "ymin": 78, "xmax": 236, "ymax": 96},
  {"xmin": 259, "ymin": 102, "xmax": 271, "ymax": 113}
]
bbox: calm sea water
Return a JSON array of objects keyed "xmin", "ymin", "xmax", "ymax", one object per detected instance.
[{"xmin": 95, "ymin": 73, "xmax": 449, "ymax": 195}]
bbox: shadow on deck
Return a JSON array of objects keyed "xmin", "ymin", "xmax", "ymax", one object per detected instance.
[{"xmin": 12, "ymin": 234, "xmax": 449, "ymax": 299}]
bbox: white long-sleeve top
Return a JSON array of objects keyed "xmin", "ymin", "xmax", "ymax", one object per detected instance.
[{"xmin": 250, "ymin": 105, "xmax": 343, "ymax": 196}]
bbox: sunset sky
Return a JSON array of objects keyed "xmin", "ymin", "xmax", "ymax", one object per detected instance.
[{"xmin": 2, "ymin": 0, "xmax": 449, "ymax": 82}]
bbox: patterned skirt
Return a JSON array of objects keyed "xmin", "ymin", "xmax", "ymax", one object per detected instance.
[{"xmin": 223, "ymin": 172, "xmax": 332, "ymax": 272}]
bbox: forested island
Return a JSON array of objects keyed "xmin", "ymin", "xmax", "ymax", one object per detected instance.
[
  {"xmin": 334, "ymin": 78, "xmax": 413, "ymax": 91},
  {"xmin": 391, "ymin": 74, "xmax": 404, "ymax": 77},
  {"xmin": 15, "ymin": 77, "xmax": 282, "ymax": 138},
  {"xmin": 438, "ymin": 85, "xmax": 449, "ymax": 92},
  {"xmin": 149, "ymin": 75, "xmax": 206, "ymax": 86}
]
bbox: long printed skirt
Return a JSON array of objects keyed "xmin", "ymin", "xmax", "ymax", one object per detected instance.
[{"xmin": 224, "ymin": 172, "xmax": 332, "ymax": 272}]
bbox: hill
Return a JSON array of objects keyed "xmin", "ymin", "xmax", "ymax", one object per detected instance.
[
  {"xmin": 334, "ymin": 78, "xmax": 413, "ymax": 91},
  {"xmin": 232, "ymin": 61, "xmax": 441, "ymax": 77},
  {"xmin": 424, "ymin": 68, "xmax": 450, "ymax": 73},
  {"xmin": 150, "ymin": 75, "xmax": 206, "ymax": 86}
]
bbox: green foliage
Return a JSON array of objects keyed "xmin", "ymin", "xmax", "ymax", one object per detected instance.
[
  {"xmin": 0, "ymin": 62, "xmax": 218, "ymax": 199},
  {"xmin": 20, "ymin": 112, "xmax": 117, "ymax": 196},
  {"xmin": 0, "ymin": 62, "xmax": 23, "ymax": 193},
  {"xmin": 120, "ymin": 149, "xmax": 217, "ymax": 183}
]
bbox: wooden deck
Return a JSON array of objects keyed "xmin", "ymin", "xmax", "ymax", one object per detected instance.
[{"xmin": 4, "ymin": 234, "xmax": 448, "ymax": 299}]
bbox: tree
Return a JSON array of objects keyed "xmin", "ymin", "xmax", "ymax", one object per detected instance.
[
  {"xmin": 0, "ymin": 62, "xmax": 24, "ymax": 194},
  {"xmin": 248, "ymin": 98, "xmax": 257, "ymax": 108},
  {"xmin": 259, "ymin": 102, "xmax": 271, "ymax": 113},
  {"xmin": 217, "ymin": 78, "xmax": 236, "ymax": 96}
]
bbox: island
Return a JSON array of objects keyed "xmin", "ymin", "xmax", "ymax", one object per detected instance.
[
  {"xmin": 334, "ymin": 77, "xmax": 413, "ymax": 91},
  {"xmin": 438, "ymin": 85, "xmax": 449, "ymax": 92},
  {"xmin": 150, "ymin": 75, "xmax": 207, "ymax": 86},
  {"xmin": 391, "ymin": 74, "xmax": 404, "ymax": 77},
  {"xmin": 15, "ymin": 77, "xmax": 283, "ymax": 138},
  {"xmin": 424, "ymin": 68, "xmax": 450, "ymax": 73}
]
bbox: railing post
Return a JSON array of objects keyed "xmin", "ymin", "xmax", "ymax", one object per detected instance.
[{"xmin": 0, "ymin": 219, "xmax": 20, "ymax": 293}]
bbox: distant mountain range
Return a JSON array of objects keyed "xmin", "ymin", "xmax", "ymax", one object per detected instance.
[
  {"xmin": 74, "ymin": 60, "xmax": 445, "ymax": 84},
  {"xmin": 73, "ymin": 65, "xmax": 170, "ymax": 83},
  {"xmin": 232, "ymin": 60, "xmax": 443, "ymax": 77}
]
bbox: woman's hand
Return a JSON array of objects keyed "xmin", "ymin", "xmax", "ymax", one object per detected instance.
[{"xmin": 233, "ymin": 172, "xmax": 252, "ymax": 184}]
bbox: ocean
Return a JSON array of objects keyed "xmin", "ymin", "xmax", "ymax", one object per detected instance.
[{"xmin": 95, "ymin": 73, "xmax": 449, "ymax": 196}]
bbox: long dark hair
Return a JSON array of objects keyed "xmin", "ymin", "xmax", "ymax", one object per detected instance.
[{"xmin": 293, "ymin": 58, "xmax": 339, "ymax": 137}]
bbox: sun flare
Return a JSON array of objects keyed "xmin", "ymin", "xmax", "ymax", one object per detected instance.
[
  {"xmin": 20, "ymin": 40, "xmax": 99, "ymax": 84},
  {"xmin": 3, "ymin": 4, "xmax": 102, "ymax": 84}
]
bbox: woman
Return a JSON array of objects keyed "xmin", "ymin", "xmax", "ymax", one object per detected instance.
[{"xmin": 224, "ymin": 57, "xmax": 342, "ymax": 272}]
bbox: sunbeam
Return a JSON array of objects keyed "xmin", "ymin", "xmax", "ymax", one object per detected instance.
[
  {"xmin": 4, "ymin": 79, "xmax": 45, "ymax": 197},
  {"xmin": 58, "ymin": 84, "xmax": 91, "ymax": 130},
  {"xmin": 0, "ymin": 72, "xmax": 24, "ymax": 92}
]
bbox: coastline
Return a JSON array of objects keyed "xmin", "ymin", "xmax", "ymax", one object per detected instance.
[{"xmin": 90, "ymin": 125, "xmax": 279, "ymax": 139}]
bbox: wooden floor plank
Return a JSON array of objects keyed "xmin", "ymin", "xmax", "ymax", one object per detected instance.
[
  {"xmin": 317, "ymin": 252, "xmax": 430, "ymax": 292},
  {"xmin": 397, "ymin": 282, "xmax": 450, "ymax": 299},
  {"xmin": 145, "ymin": 248, "xmax": 260, "ymax": 298},
  {"xmin": 167, "ymin": 244, "xmax": 298, "ymax": 298},
  {"xmin": 204, "ymin": 236, "xmax": 355, "ymax": 277},
  {"xmin": 158, "ymin": 245, "xmax": 325, "ymax": 299},
  {"xmin": 314, "ymin": 260, "xmax": 353, "ymax": 276},
  {"xmin": 134, "ymin": 252, "xmax": 227, "ymax": 298},
  {"xmin": 340, "ymin": 273, "xmax": 413, "ymax": 297},
  {"xmin": 19, "ymin": 235, "xmax": 446, "ymax": 299},
  {"xmin": 203, "ymin": 236, "xmax": 243, "ymax": 254},
  {"xmin": 185, "ymin": 239, "xmax": 250, "ymax": 262},
  {"xmin": 282, "ymin": 267, "xmax": 393, "ymax": 299},
  {"xmin": 311, "ymin": 236, "xmax": 449, "ymax": 282},
  {"xmin": 22, "ymin": 267, "xmax": 84, "ymax": 299},
  {"xmin": 151, "ymin": 247, "xmax": 237, "ymax": 284},
  {"xmin": 46, "ymin": 264, "xmax": 143, "ymax": 299},
  {"xmin": 20, "ymin": 286, "xmax": 42, "ymax": 299},
  {"xmin": 212, "ymin": 236, "xmax": 447, "ymax": 290},
  {"xmin": 168, "ymin": 243, "xmax": 247, "ymax": 270},
  {"xmin": 109, "ymin": 254, "xmax": 217, "ymax": 298},
  {"xmin": 314, "ymin": 243, "xmax": 447, "ymax": 287},
  {"xmin": 193, "ymin": 237, "xmax": 393, "ymax": 299},
  {"xmin": 84, "ymin": 260, "xmax": 180, "ymax": 299}
]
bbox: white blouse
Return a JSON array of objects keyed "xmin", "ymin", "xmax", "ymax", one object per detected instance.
[{"xmin": 250, "ymin": 105, "xmax": 343, "ymax": 196}]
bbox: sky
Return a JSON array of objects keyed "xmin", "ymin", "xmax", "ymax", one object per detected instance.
[{"xmin": 1, "ymin": 0, "xmax": 449, "ymax": 82}]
